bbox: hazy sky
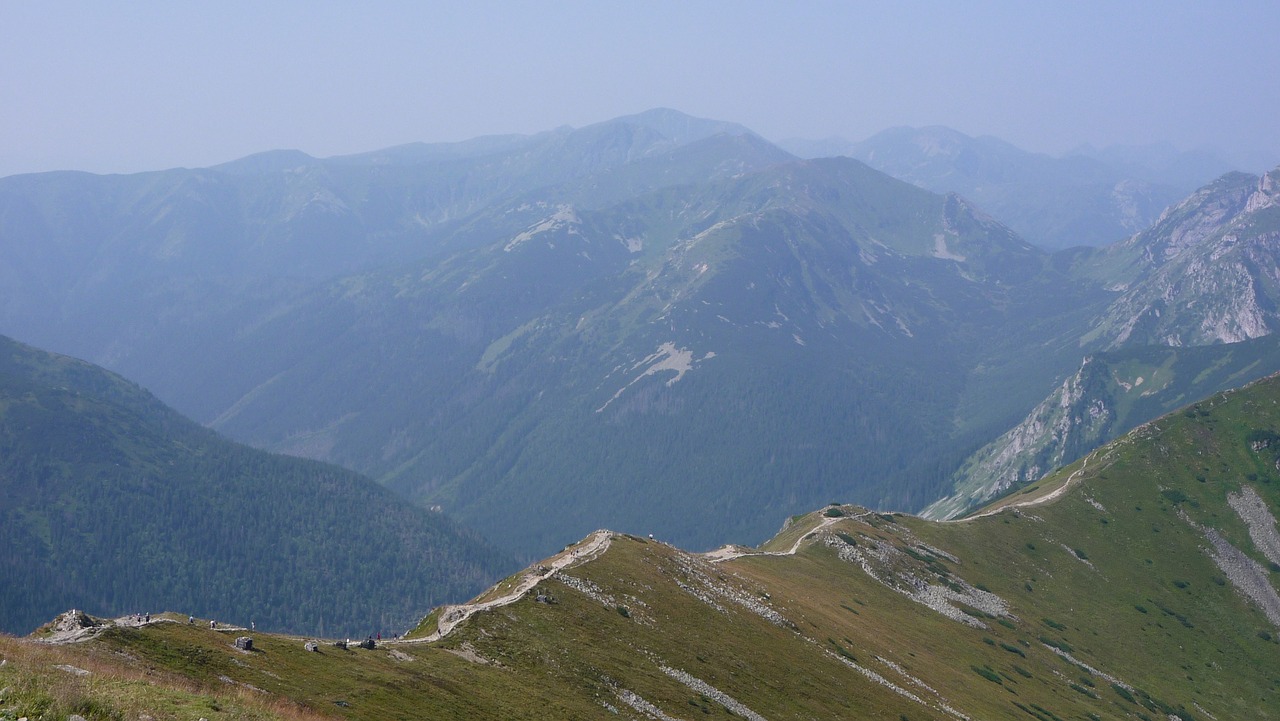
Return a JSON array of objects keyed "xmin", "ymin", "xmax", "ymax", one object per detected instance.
[{"xmin": 3, "ymin": 1, "xmax": 1277, "ymax": 177}]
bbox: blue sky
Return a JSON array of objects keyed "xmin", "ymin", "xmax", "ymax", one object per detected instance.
[{"xmin": 3, "ymin": 1, "xmax": 1277, "ymax": 176}]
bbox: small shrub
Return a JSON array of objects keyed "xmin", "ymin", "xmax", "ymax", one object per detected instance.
[
  {"xmin": 971, "ymin": 665, "xmax": 1002, "ymax": 684},
  {"xmin": 1134, "ymin": 604, "xmax": 1148, "ymax": 614},
  {"xmin": 616, "ymin": 605, "xmax": 631, "ymax": 618},
  {"xmin": 1072, "ymin": 547, "xmax": 1089, "ymax": 560},
  {"xmin": 1012, "ymin": 664, "xmax": 1033, "ymax": 678},
  {"xmin": 1039, "ymin": 636, "xmax": 1073, "ymax": 653},
  {"xmin": 1000, "ymin": 642, "xmax": 1026, "ymax": 657},
  {"xmin": 1173, "ymin": 579, "xmax": 1190, "ymax": 589},
  {"xmin": 1112, "ymin": 683, "xmax": 1136, "ymax": 703},
  {"xmin": 1069, "ymin": 682, "xmax": 1098, "ymax": 698},
  {"xmin": 823, "ymin": 507, "xmax": 845, "ymax": 518},
  {"xmin": 1042, "ymin": 617, "xmax": 1066, "ymax": 630}
]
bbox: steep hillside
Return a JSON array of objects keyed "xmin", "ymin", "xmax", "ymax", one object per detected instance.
[
  {"xmin": 1078, "ymin": 168, "xmax": 1280, "ymax": 348},
  {"xmin": 0, "ymin": 335, "xmax": 514, "ymax": 636},
  {"xmin": 16, "ymin": 374, "xmax": 1280, "ymax": 720},
  {"xmin": 928, "ymin": 334, "xmax": 1280, "ymax": 518},
  {"xmin": 925, "ymin": 166, "xmax": 1280, "ymax": 518}
]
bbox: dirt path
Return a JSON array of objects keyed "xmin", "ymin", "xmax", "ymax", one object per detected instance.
[
  {"xmin": 703, "ymin": 512, "xmax": 869, "ymax": 563},
  {"xmin": 953, "ymin": 452, "xmax": 1097, "ymax": 523},
  {"xmin": 404, "ymin": 530, "xmax": 614, "ymax": 643}
]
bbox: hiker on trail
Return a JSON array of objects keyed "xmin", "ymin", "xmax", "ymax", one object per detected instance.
[
  {"xmin": 210, "ymin": 620, "xmax": 216, "ymax": 629},
  {"xmin": 188, "ymin": 615, "xmax": 193, "ymax": 624}
]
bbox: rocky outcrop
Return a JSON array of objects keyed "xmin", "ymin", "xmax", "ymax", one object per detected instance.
[
  {"xmin": 924, "ymin": 357, "xmax": 1114, "ymax": 519},
  {"xmin": 1086, "ymin": 168, "xmax": 1280, "ymax": 349}
]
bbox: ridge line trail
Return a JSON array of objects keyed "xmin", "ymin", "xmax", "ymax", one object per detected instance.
[
  {"xmin": 953, "ymin": 447, "xmax": 1114, "ymax": 523},
  {"xmin": 401, "ymin": 530, "xmax": 613, "ymax": 644},
  {"xmin": 703, "ymin": 511, "xmax": 875, "ymax": 563}
]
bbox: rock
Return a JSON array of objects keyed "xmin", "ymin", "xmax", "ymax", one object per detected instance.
[
  {"xmin": 357, "ymin": 638, "xmax": 376, "ymax": 650},
  {"xmin": 234, "ymin": 636, "xmax": 253, "ymax": 651},
  {"xmin": 68, "ymin": 715, "xmax": 88, "ymax": 721},
  {"xmin": 51, "ymin": 610, "xmax": 98, "ymax": 633}
]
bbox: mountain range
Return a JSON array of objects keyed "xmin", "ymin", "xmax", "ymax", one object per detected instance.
[
  {"xmin": 2, "ymin": 109, "xmax": 1279, "ymax": 560},
  {"xmin": 779, "ymin": 126, "xmax": 1241, "ymax": 249}
]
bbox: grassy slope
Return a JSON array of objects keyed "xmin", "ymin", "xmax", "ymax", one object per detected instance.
[{"xmin": 12, "ymin": 377, "xmax": 1280, "ymax": 720}]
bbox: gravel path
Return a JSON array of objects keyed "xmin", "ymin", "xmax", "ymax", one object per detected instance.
[{"xmin": 405, "ymin": 530, "xmax": 614, "ymax": 643}]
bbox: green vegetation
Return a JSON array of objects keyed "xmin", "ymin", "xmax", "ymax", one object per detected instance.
[{"xmin": 0, "ymin": 336, "xmax": 514, "ymax": 636}]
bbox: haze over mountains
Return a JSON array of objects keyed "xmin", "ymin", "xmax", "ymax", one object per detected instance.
[
  {"xmin": 2, "ymin": 108, "xmax": 1279, "ymax": 564},
  {"xmin": 779, "ymin": 127, "xmax": 1244, "ymax": 250}
]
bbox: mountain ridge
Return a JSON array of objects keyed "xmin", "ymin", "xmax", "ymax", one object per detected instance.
[{"xmin": 12, "ymin": 372, "xmax": 1280, "ymax": 719}]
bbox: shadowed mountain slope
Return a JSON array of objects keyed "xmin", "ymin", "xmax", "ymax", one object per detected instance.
[{"xmin": 0, "ymin": 335, "xmax": 515, "ymax": 636}]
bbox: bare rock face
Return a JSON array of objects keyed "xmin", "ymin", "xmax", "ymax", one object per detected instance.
[
  {"xmin": 1089, "ymin": 170, "xmax": 1280, "ymax": 350},
  {"xmin": 38, "ymin": 610, "xmax": 108, "ymax": 644}
]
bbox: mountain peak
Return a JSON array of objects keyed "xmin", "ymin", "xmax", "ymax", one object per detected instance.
[
  {"xmin": 213, "ymin": 148, "xmax": 318, "ymax": 175},
  {"xmin": 605, "ymin": 108, "xmax": 758, "ymax": 146}
]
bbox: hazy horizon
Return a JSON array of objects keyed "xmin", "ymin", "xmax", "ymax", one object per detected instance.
[{"xmin": 4, "ymin": 1, "xmax": 1278, "ymax": 178}]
